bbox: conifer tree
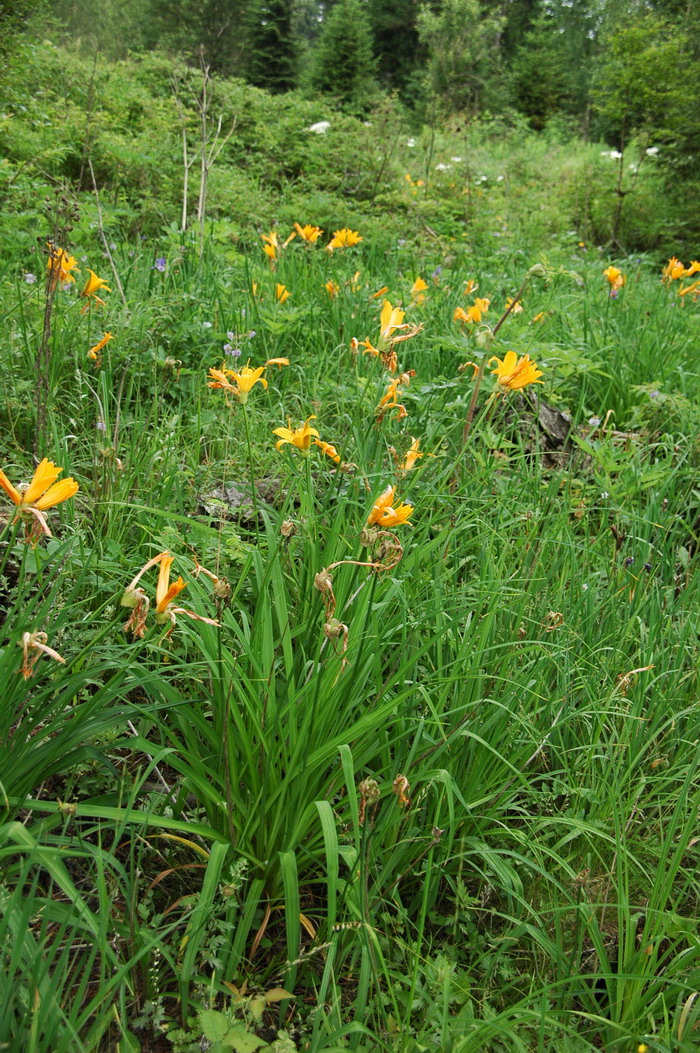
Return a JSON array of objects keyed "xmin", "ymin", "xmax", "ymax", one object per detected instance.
[
  {"xmin": 247, "ymin": 0, "xmax": 298, "ymax": 92},
  {"xmin": 309, "ymin": 0, "xmax": 378, "ymax": 111},
  {"xmin": 368, "ymin": 0, "xmax": 423, "ymax": 98}
]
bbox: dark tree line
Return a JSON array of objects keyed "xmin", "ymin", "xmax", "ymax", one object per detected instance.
[{"xmin": 18, "ymin": 0, "xmax": 700, "ymax": 167}]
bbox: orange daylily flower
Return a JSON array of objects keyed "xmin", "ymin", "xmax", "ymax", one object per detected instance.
[
  {"xmin": 122, "ymin": 551, "xmax": 218, "ymax": 636},
  {"xmin": 208, "ymin": 362, "xmax": 268, "ymax": 404},
  {"xmin": 47, "ymin": 244, "xmax": 79, "ymax": 288},
  {"xmin": 81, "ymin": 269, "xmax": 111, "ymax": 310},
  {"xmin": 328, "ymin": 228, "xmax": 363, "ymax": 250},
  {"xmin": 0, "ymin": 457, "xmax": 79, "ymax": 539},
  {"xmin": 505, "ymin": 296, "xmax": 523, "ymax": 314},
  {"xmin": 371, "ymin": 285, "xmax": 390, "ymax": 300},
  {"xmin": 88, "ymin": 331, "xmax": 113, "ymax": 363},
  {"xmin": 679, "ymin": 280, "xmax": 700, "ymax": 301},
  {"xmin": 265, "ymin": 357, "xmax": 290, "ymax": 369},
  {"xmin": 400, "ymin": 437, "xmax": 424, "ymax": 471},
  {"xmin": 154, "ymin": 555, "xmax": 219, "ymax": 631},
  {"xmin": 454, "ymin": 298, "xmax": 490, "ymax": 325},
  {"xmin": 603, "ymin": 265, "xmax": 625, "ymax": 292},
  {"xmin": 662, "ymin": 257, "xmax": 685, "ymax": 282},
  {"xmin": 294, "ymin": 223, "xmax": 323, "ymax": 243},
  {"xmin": 411, "ymin": 277, "xmax": 428, "ymax": 304},
  {"xmin": 262, "ymin": 231, "xmax": 279, "ymax": 260},
  {"xmin": 489, "ymin": 351, "xmax": 543, "ymax": 392},
  {"xmin": 314, "ymin": 439, "xmax": 341, "ymax": 464},
  {"xmin": 273, "ymin": 416, "xmax": 320, "ymax": 455},
  {"xmin": 325, "ymin": 280, "xmax": 340, "ymax": 298},
  {"xmin": 367, "ymin": 485, "xmax": 414, "ymax": 528}
]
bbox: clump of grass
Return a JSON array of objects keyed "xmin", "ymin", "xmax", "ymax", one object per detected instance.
[{"xmin": 2, "ymin": 108, "xmax": 700, "ymax": 1053}]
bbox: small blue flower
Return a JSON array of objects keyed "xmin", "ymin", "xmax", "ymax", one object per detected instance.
[{"xmin": 153, "ymin": 257, "xmax": 166, "ymax": 273}]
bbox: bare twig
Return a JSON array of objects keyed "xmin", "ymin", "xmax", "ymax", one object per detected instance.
[{"xmin": 88, "ymin": 159, "xmax": 127, "ymax": 306}]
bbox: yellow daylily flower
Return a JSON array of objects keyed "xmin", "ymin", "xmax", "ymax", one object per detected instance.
[
  {"xmin": 662, "ymin": 257, "xmax": 685, "ymax": 282},
  {"xmin": 376, "ymin": 371, "xmax": 413, "ymax": 421},
  {"xmin": 380, "ymin": 300, "xmax": 407, "ymax": 341},
  {"xmin": 208, "ymin": 363, "xmax": 268, "ymax": 404},
  {"xmin": 411, "ymin": 277, "xmax": 428, "ymax": 304},
  {"xmin": 88, "ymin": 331, "xmax": 113, "ymax": 363},
  {"xmin": 684, "ymin": 260, "xmax": 700, "ymax": 277},
  {"xmin": 505, "ymin": 296, "xmax": 523, "ymax": 314},
  {"xmin": 489, "ymin": 350, "xmax": 543, "ymax": 392},
  {"xmin": 81, "ymin": 268, "xmax": 111, "ymax": 309},
  {"xmin": 463, "ymin": 279, "xmax": 478, "ymax": 295},
  {"xmin": 261, "ymin": 231, "xmax": 279, "ymax": 260},
  {"xmin": 273, "ymin": 416, "xmax": 320, "ymax": 455},
  {"xmin": 0, "ymin": 457, "xmax": 79, "ymax": 539},
  {"xmin": 679, "ymin": 279, "xmax": 700, "ymax": 301},
  {"xmin": 294, "ymin": 223, "xmax": 323, "ymax": 243},
  {"xmin": 603, "ymin": 265, "xmax": 625, "ymax": 292},
  {"xmin": 155, "ymin": 555, "xmax": 187, "ymax": 619},
  {"xmin": 325, "ymin": 280, "xmax": 340, "ymax": 298},
  {"xmin": 154, "ymin": 555, "xmax": 220, "ymax": 631},
  {"xmin": 400, "ymin": 437, "xmax": 424, "ymax": 471},
  {"xmin": 454, "ymin": 302, "xmax": 485, "ymax": 324},
  {"xmin": 314, "ymin": 439, "xmax": 341, "ymax": 463},
  {"xmin": 47, "ymin": 244, "xmax": 79, "ymax": 288},
  {"xmin": 122, "ymin": 551, "xmax": 219, "ymax": 636},
  {"xmin": 275, "ymin": 283, "xmax": 290, "ymax": 303},
  {"xmin": 371, "ymin": 285, "xmax": 390, "ymax": 300},
  {"xmin": 367, "ymin": 485, "xmax": 414, "ymax": 528},
  {"xmin": 328, "ymin": 228, "xmax": 363, "ymax": 250},
  {"xmin": 265, "ymin": 357, "xmax": 290, "ymax": 369}
]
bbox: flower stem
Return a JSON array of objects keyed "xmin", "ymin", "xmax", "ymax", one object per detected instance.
[{"xmin": 242, "ymin": 403, "xmax": 259, "ymax": 534}]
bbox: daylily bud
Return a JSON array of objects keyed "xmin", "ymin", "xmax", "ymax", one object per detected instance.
[
  {"xmin": 527, "ymin": 263, "xmax": 547, "ymax": 278},
  {"xmin": 475, "ymin": 327, "xmax": 494, "ymax": 348},
  {"xmin": 214, "ymin": 577, "xmax": 231, "ymax": 601}
]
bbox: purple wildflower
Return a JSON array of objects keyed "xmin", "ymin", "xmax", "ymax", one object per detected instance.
[
  {"xmin": 154, "ymin": 257, "xmax": 166, "ymax": 273},
  {"xmin": 24, "ymin": 272, "xmax": 37, "ymax": 284}
]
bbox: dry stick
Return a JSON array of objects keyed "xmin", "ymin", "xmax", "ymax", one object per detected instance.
[
  {"xmin": 194, "ymin": 57, "xmax": 237, "ymax": 256},
  {"xmin": 172, "ymin": 72, "xmax": 202, "ymax": 233},
  {"xmin": 88, "ymin": 159, "xmax": 126, "ymax": 307},
  {"xmin": 461, "ymin": 272, "xmax": 531, "ymax": 446},
  {"xmin": 36, "ymin": 262, "xmax": 58, "ymax": 458}
]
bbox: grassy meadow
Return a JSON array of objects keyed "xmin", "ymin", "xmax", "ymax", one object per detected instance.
[{"xmin": 2, "ymin": 40, "xmax": 700, "ymax": 1053}]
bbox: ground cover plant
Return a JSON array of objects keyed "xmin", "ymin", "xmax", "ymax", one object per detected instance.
[{"xmin": 2, "ymin": 41, "xmax": 700, "ymax": 1053}]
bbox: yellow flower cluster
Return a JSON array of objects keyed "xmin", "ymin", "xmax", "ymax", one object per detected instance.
[{"xmin": 261, "ymin": 224, "xmax": 362, "ymax": 260}]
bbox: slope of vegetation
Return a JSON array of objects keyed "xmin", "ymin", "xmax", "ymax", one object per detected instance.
[{"xmin": 1, "ymin": 34, "xmax": 700, "ymax": 1053}]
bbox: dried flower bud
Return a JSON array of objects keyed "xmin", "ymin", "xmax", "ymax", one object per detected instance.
[
  {"xmin": 314, "ymin": 569, "xmax": 333, "ymax": 594},
  {"xmin": 358, "ymin": 778, "xmax": 380, "ymax": 803},
  {"xmin": 214, "ymin": 577, "xmax": 231, "ymax": 601},
  {"xmin": 280, "ymin": 519, "xmax": 297, "ymax": 538},
  {"xmin": 323, "ymin": 616, "xmax": 344, "ymax": 639}
]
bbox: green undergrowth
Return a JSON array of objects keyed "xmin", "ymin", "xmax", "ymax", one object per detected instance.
[{"xmin": 1, "ymin": 41, "xmax": 700, "ymax": 1053}]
